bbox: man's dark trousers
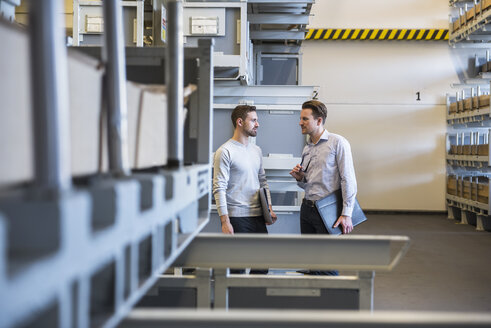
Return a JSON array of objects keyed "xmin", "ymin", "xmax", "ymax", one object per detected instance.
[
  {"xmin": 300, "ymin": 199, "xmax": 339, "ymax": 276},
  {"xmin": 229, "ymin": 216, "xmax": 268, "ymax": 274}
]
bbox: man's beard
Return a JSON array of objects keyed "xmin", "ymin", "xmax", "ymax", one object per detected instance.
[{"xmin": 244, "ymin": 127, "xmax": 257, "ymax": 137}]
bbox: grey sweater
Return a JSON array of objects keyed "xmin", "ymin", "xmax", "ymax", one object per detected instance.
[{"xmin": 213, "ymin": 139, "xmax": 271, "ymax": 217}]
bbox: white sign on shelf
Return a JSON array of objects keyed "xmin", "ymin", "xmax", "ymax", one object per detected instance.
[
  {"xmin": 85, "ymin": 15, "xmax": 103, "ymax": 33},
  {"xmin": 191, "ymin": 16, "xmax": 218, "ymax": 35}
]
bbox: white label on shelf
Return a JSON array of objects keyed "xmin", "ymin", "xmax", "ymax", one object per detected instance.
[
  {"xmin": 85, "ymin": 15, "xmax": 103, "ymax": 33},
  {"xmin": 191, "ymin": 16, "xmax": 218, "ymax": 35}
]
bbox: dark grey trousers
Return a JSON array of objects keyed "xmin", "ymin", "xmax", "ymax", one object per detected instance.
[{"xmin": 229, "ymin": 215, "xmax": 268, "ymax": 274}]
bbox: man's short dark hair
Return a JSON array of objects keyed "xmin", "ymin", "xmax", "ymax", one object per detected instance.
[
  {"xmin": 302, "ymin": 100, "xmax": 327, "ymax": 124},
  {"xmin": 231, "ymin": 105, "xmax": 256, "ymax": 128}
]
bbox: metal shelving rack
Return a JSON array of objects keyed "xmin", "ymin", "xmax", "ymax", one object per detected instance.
[
  {"xmin": 446, "ymin": 87, "xmax": 491, "ymax": 125},
  {"xmin": 248, "ymin": 0, "xmax": 313, "ymax": 44},
  {"xmin": 445, "ymin": 95, "xmax": 491, "ymax": 229},
  {"xmin": 73, "ymin": 0, "xmax": 145, "ymax": 47},
  {"xmin": 248, "ymin": 0, "xmax": 313, "ymax": 85},
  {"xmin": 0, "ymin": 1, "xmax": 213, "ymax": 328},
  {"xmin": 446, "ymin": 128, "xmax": 491, "ymax": 222},
  {"xmin": 447, "ymin": 1, "xmax": 491, "ymax": 231},
  {"xmin": 449, "ymin": 0, "xmax": 491, "ymax": 47},
  {"xmin": 446, "ymin": 129, "xmax": 491, "ymax": 168}
]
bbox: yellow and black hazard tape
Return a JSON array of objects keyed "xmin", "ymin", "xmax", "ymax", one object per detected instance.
[{"xmin": 305, "ymin": 28, "xmax": 449, "ymax": 41}]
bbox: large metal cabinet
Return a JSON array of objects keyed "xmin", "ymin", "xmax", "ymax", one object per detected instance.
[{"xmin": 186, "ymin": 0, "xmax": 316, "ymax": 234}]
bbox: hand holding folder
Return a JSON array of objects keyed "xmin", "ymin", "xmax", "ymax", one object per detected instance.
[{"xmin": 314, "ymin": 189, "xmax": 367, "ymax": 235}]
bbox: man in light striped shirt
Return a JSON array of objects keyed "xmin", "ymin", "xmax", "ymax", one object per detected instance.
[{"xmin": 290, "ymin": 100, "xmax": 357, "ymax": 275}]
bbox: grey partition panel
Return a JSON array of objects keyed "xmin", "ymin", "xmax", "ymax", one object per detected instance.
[
  {"xmin": 255, "ymin": 111, "xmax": 304, "ymax": 157},
  {"xmin": 260, "ymin": 57, "xmax": 298, "ymax": 85},
  {"xmin": 214, "ymin": 8, "xmax": 241, "ymax": 56},
  {"xmin": 212, "ymin": 109, "xmax": 235, "ymax": 151},
  {"xmin": 212, "ymin": 109, "xmax": 304, "ymax": 156},
  {"xmin": 266, "ymin": 212, "xmax": 300, "ymax": 234}
]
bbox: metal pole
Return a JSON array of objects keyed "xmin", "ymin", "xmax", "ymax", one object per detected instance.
[
  {"xmin": 166, "ymin": 0, "xmax": 184, "ymax": 167},
  {"xmin": 28, "ymin": 0, "xmax": 71, "ymax": 194},
  {"xmin": 103, "ymin": 0, "xmax": 131, "ymax": 176},
  {"xmin": 197, "ymin": 39, "xmax": 214, "ymax": 164}
]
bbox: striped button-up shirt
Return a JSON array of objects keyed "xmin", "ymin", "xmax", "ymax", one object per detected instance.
[{"xmin": 298, "ymin": 130, "xmax": 357, "ymax": 217}]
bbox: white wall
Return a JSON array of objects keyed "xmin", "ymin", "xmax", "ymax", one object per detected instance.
[
  {"xmin": 313, "ymin": 0, "xmax": 451, "ymax": 29},
  {"xmin": 302, "ymin": 0, "xmax": 465, "ymax": 211}
]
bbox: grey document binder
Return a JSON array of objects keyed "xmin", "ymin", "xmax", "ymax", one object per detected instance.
[
  {"xmin": 314, "ymin": 189, "xmax": 367, "ymax": 235},
  {"xmin": 259, "ymin": 187, "xmax": 273, "ymax": 224}
]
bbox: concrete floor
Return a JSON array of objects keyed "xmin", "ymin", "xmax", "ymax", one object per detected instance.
[{"xmin": 353, "ymin": 213, "xmax": 491, "ymax": 312}]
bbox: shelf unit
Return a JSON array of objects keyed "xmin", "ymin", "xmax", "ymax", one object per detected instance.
[
  {"xmin": 0, "ymin": 2, "xmax": 213, "ymax": 327},
  {"xmin": 449, "ymin": 0, "xmax": 491, "ymax": 46},
  {"xmin": 446, "ymin": 129, "xmax": 491, "ymax": 219},
  {"xmin": 73, "ymin": 0, "xmax": 145, "ymax": 47},
  {"xmin": 447, "ymin": 1, "xmax": 491, "ymax": 231},
  {"xmin": 446, "ymin": 90, "xmax": 491, "ymax": 229},
  {"xmin": 446, "ymin": 88, "xmax": 491, "ymax": 125}
]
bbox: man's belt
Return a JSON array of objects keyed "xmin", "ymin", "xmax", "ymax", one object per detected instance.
[{"xmin": 302, "ymin": 198, "xmax": 316, "ymax": 207}]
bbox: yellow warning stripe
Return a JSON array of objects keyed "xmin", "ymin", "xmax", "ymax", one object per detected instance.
[
  {"xmin": 379, "ymin": 29, "xmax": 389, "ymax": 39},
  {"xmin": 369, "ymin": 29, "xmax": 378, "ymax": 40},
  {"xmin": 305, "ymin": 28, "xmax": 449, "ymax": 41},
  {"xmin": 398, "ymin": 29, "xmax": 407, "ymax": 40},
  {"xmin": 425, "ymin": 29, "xmax": 435, "ymax": 40},
  {"xmin": 305, "ymin": 29, "xmax": 314, "ymax": 39},
  {"xmin": 388, "ymin": 29, "xmax": 398, "ymax": 40},
  {"xmin": 352, "ymin": 29, "xmax": 361, "ymax": 39},
  {"xmin": 360, "ymin": 29, "xmax": 370, "ymax": 40},
  {"xmin": 313, "ymin": 29, "xmax": 323, "ymax": 39},
  {"xmin": 435, "ymin": 29, "xmax": 445, "ymax": 40},
  {"xmin": 323, "ymin": 29, "xmax": 333, "ymax": 39},
  {"xmin": 332, "ymin": 29, "xmax": 343, "ymax": 40},
  {"xmin": 407, "ymin": 29, "xmax": 417, "ymax": 40}
]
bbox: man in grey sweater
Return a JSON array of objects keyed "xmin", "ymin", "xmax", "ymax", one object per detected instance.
[{"xmin": 213, "ymin": 105, "xmax": 277, "ymax": 238}]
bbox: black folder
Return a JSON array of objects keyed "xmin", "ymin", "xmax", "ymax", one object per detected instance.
[
  {"xmin": 259, "ymin": 187, "xmax": 273, "ymax": 224},
  {"xmin": 314, "ymin": 189, "xmax": 367, "ymax": 235}
]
